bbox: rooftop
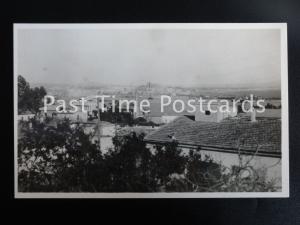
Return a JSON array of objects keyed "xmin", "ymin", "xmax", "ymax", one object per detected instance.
[{"xmin": 144, "ymin": 116, "xmax": 281, "ymax": 157}]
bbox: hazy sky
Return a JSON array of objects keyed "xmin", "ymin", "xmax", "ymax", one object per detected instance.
[{"xmin": 17, "ymin": 28, "xmax": 281, "ymax": 88}]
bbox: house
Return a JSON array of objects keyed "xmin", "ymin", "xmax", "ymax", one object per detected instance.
[
  {"xmin": 144, "ymin": 115, "xmax": 282, "ymax": 186},
  {"xmin": 39, "ymin": 103, "xmax": 88, "ymax": 122},
  {"xmin": 18, "ymin": 111, "xmax": 35, "ymax": 121},
  {"xmin": 142, "ymin": 97, "xmax": 237, "ymax": 124},
  {"xmin": 195, "ymin": 100, "xmax": 237, "ymax": 122},
  {"xmin": 86, "ymin": 121, "xmax": 116, "ymax": 153},
  {"xmin": 145, "ymin": 98, "xmax": 194, "ymax": 125}
]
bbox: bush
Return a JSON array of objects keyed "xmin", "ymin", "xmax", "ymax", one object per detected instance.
[{"xmin": 18, "ymin": 120, "xmax": 278, "ymax": 192}]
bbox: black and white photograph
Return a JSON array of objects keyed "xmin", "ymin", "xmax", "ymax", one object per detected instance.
[{"xmin": 14, "ymin": 23, "xmax": 288, "ymax": 198}]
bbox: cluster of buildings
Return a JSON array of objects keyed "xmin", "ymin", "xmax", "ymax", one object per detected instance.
[{"xmin": 17, "ymin": 91, "xmax": 282, "ymax": 187}]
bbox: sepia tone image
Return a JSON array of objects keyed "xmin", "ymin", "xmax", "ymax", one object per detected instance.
[{"xmin": 14, "ymin": 24, "xmax": 288, "ymax": 198}]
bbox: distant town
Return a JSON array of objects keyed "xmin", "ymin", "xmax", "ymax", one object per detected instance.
[
  {"xmin": 18, "ymin": 74, "xmax": 282, "ymax": 192},
  {"xmin": 14, "ymin": 24, "xmax": 288, "ymax": 195},
  {"xmin": 19, "ymin": 77, "xmax": 282, "ymax": 152}
]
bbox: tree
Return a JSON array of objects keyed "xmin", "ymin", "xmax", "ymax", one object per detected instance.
[
  {"xmin": 18, "ymin": 75, "xmax": 30, "ymax": 114},
  {"xmin": 103, "ymin": 132, "xmax": 156, "ymax": 192},
  {"xmin": 18, "ymin": 75, "xmax": 30, "ymax": 98},
  {"xmin": 151, "ymin": 141, "xmax": 187, "ymax": 190},
  {"xmin": 18, "ymin": 119, "xmax": 104, "ymax": 192},
  {"xmin": 30, "ymin": 86, "xmax": 47, "ymax": 112},
  {"xmin": 18, "ymin": 119, "xmax": 277, "ymax": 192},
  {"xmin": 18, "ymin": 75, "xmax": 47, "ymax": 114}
]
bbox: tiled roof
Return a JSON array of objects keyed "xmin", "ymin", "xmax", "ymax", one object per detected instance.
[
  {"xmin": 144, "ymin": 116, "xmax": 281, "ymax": 156},
  {"xmin": 118, "ymin": 126, "xmax": 158, "ymax": 136}
]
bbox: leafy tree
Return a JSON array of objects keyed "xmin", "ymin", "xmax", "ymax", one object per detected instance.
[
  {"xmin": 18, "ymin": 75, "xmax": 30, "ymax": 98},
  {"xmin": 103, "ymin": 132, "xmax": 156, "ymax": 192},
  {"xmin": 99, "ymin": 107, "xmax": 134, "ymax": 126},
  {"xmin": 18, "ymin": 119, "xmax": 277, "ymax": 192},
  {"xmin": 151, "ymin": 141, "xmax": 187, "ymax": 190},
  {"xmin": 18, "ymin": 119, "xmax": 104, "ymax": 192},
  {"xmin": 18, "ymin": 75, "xmax": 47, "ymax": 114},
  {"xmin": 18, "ymin": 75, "xmax": 30, "ymax": 114}
]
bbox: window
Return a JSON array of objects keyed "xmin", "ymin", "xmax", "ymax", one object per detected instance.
[{"xmin": 205, "ymin": 110, "xmax": 211, "ymax": 115}]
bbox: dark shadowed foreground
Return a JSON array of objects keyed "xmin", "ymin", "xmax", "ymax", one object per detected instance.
[{"xmin": 18, "ymin": 119, "xmax": 277, "ymax": 192}]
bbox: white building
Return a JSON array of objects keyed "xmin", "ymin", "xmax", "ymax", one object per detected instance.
[
  {"xmin": 18, "ymin": 111, "xmax": 35, "ymax": 121},
  {"xmin": 39, "ymin": 103, "xmax": 89, "ymax": 122},
  {"xmin": 195, "ymin": 100, "xmax": 237, "ymax": 123},
  {"xmin": 144, "ymin": 115, "xmax": 282, "ymax": 188}
]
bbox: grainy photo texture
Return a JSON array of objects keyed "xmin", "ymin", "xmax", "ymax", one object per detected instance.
[{"xmin": 14, "ymin": 24, "xmax": 289, "ymax": 198}]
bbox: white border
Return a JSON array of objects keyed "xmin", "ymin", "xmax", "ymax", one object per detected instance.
[{"xmin": 14, "ymin": 23, "xmax": 289, "ymax": 198}]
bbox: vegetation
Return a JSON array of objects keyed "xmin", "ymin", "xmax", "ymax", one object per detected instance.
[
  {"xmin": 265, "ymin": 103, "xmax": 281, "ymax": 109},
  {"xmin": 18, "ymin": 75, "xmax": 47, "ymax": 114},
  {"xmin": 87, "ymin": 102, "xmax": 135, "ymax": 126},
  {"xmin": 18, "ymin": 119, "xmax": 277, "ymax": 192},
  {"xmin": 89, "ymin": 105, "xmax": 158, "ymax": 127}
]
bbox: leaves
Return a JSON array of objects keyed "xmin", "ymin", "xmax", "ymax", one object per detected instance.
[
  {"xmin": 18, "ymin": 75, "xmax": 47, "ymax": 114},
  {"xmin": 18, "ymin": 119, "xmax": 277, "ymax": 192}
]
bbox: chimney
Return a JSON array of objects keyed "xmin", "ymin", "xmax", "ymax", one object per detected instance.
[{"xmin": 250, "ymin": 108, "xmax": 256, "ymax": 122}]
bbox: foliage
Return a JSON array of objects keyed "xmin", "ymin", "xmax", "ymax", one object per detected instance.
[
  {"xmin": 133, "ymin": 117, "xmax": 158, "ymax": 127},
  {"xmin": 18, "ymin": 75, "xmax": 47, "ymax": 114},
  {"xmin": 18, "ymin": 119, "xmax": 104, "ymax": 192},
  {"xmin": 18, "ymin": 119, "xmax": 278, "ymax": 192},
  {"xmin": 265, "ymin": 103, "xmax": 281, "ymax": 109},
  {"xmin": 103, "ymin": 132, "xmax": 156, "ymax": 191},
  {"xmin": 100, "ymin": 110, "xmax": 134, "ymax": 126},
  {"xmin": 88, "ymin": 103, "xmax": 135, "ymax": 126}
]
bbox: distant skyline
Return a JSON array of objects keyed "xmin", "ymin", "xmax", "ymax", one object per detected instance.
[{"xmin": 17, "ymin": 27, "xmax": 281, "ymax": 88}]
